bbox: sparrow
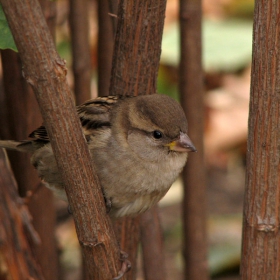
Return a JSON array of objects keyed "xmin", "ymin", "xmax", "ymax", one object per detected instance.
[{"xmin": 0, "ymin": 94, "xmax": 196, "ymax": 218}]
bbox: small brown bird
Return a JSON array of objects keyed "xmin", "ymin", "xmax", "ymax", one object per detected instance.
[{"xmin": 0, "ymin": 94, "xmax": 196, "ymax": 218}]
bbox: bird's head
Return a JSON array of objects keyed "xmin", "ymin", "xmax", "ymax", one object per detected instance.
[{"xmin": 112, "ymin": 94, "xmax": 196, "ymax": 162}]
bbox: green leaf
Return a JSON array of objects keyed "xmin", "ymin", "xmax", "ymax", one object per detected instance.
[{"xmin": 0, "ymin": 3, "xmax": 18, "ymax": 51}]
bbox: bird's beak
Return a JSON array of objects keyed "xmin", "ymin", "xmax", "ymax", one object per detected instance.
[{"xmin": 166, "ymin": 132, "xmax": 197, "ymax": 153}]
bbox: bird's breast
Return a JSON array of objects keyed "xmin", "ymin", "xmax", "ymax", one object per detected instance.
[{"xmin": 92, "ymin": 144, "xmax": 187, "ymax": 217}]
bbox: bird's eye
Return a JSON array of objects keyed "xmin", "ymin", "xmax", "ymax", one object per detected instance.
[{"xmin": 153, "ymin": 130, "xmax": 163, "ymax": 139}]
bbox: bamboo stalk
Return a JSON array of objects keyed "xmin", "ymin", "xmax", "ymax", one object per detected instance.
[
  {"xmin": 241, "ymin": 1, "xmax": 280, "ymax": 279},
  {"xmin": 179, "ymin": 0, "xmax": 208, "ymax": 279},
  {"xmin": 69, "ymin": 0, "xmax": 91, "ymax": 104}
]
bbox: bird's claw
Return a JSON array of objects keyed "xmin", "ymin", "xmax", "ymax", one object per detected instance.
[{"xmin": 112, "ymin": 250, "xmax": 131, "ymax": 280}]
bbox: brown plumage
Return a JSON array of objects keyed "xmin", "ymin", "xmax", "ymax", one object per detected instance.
[{"xmin": 0, "ymin": 94, "xmax": 196, "ymax": 218}]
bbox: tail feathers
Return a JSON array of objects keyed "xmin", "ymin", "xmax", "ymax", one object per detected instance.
[{"xmin": 0, "ymin": 140, "xmax": 34, "ymax": 153}]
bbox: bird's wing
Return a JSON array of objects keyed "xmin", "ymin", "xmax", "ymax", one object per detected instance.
[{"xmin": 29, "ymin": 96, "xmax": 119, "ymax": 142}]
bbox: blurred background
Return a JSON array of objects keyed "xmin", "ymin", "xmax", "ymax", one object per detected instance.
[
  {"xmin": 1, "ymin": 0, "xmax": 254, "ymax": 279},
  {"xmin": 53, "ymin": 0, "xmax": 253, "ymax": 279}
]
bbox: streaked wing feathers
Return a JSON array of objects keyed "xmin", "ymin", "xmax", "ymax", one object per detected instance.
[
  {"xmin": 29, "ymin": 125, "xmax": 49, "ymax": 141},
  {"xmin": 29, "ymin": 96, "xmax": 119, "ymax": 142}
]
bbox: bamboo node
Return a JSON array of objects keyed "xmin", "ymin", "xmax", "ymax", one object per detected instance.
[
  {"xmin": 79, "ymin": 240, "xmax": 104, "ymax": 248},
  {"xmin": 256, "ymin": 216, "xmax": 278, "ymax": 232},
  {"xmin": 256, "ymin": 224, "xmax": 278, "ymax": 232},
  {"xmin": 54, "ymin": 58, "xmax": 67, "ymax": 77}
]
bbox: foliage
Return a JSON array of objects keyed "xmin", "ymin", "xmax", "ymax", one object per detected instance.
[
  {"xmin": 161, "ymin": 19, "xmax": 253, "ymax": 72},
  {"xmin": 0, "ymin": 4, "xmax": 17, "ymax": 51}
]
